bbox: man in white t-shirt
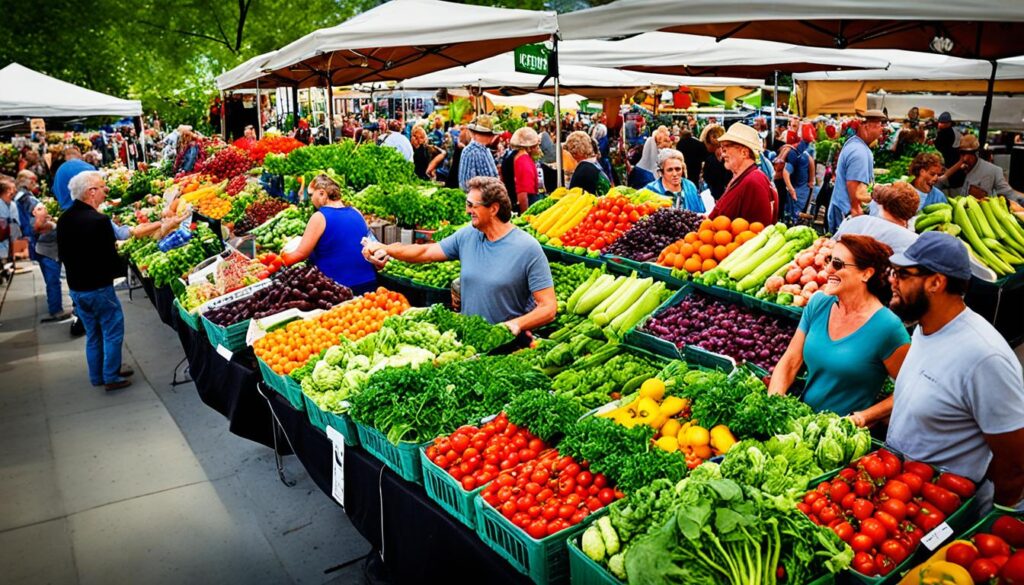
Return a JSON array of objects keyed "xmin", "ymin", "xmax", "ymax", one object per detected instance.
[
  {"xmin": 380, "ymin": 119, "xmax": 413, "ymax": 162},
  {"xmin": 887, "ymin": 232, "xmax": 1024, "ymax": 512}
]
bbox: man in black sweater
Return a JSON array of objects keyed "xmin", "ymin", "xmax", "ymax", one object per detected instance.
[{"xmin": 57, "ymin": 171, "xmax": 133, "ymax": 391}]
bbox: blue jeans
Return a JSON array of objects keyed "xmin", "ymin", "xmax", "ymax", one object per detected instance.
[
  {"xmin": 38, "ymin": 255, "xmax": 63, "ymax": 315},
  {"xmin": 827, "ymin": 203, "xmax": 847, "ymax": 234},
  {"xmin": 69, "ymin": 286, "xmax": 125, "ymax": 386},
  {"xmin": 788, "ymin": 185, "xmax": 811, "ymax": 223}
]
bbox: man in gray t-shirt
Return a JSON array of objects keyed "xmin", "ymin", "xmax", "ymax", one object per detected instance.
[
  {"xmin": 362, "ymin": 177, "xmax": 556, "ymax": 333},
  {"xmin": 888, "ymin": 232, "xmax": 1024, "ymax": 512}
]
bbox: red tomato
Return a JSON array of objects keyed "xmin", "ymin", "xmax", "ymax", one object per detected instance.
[
  {"xmin": 461, "ymin": 476, "xmax": 477, "ymax": 491},
  {"xmin": 451, "ymin": 434, "xmax": 470, "ymax": 452},
  {"xmin": 852, "ymin": 551, "xmax": 877, "ymax": 576},
  {"xmin": 804, "ymin": 491, "xmax": 822, "ymax": 505},
  {"xmin": 851, "ymin": 534, "xmax": 875, "ymax": 554},
  {"xmin": 576, "ymin": 471, "xmax": 593, "ymax": 488},
  {"xmin": 875, "ymin": 554, "xmax": 896, "ymax": 576},
  {"xmin": 905, "ymin": 501, "xmax": 920, "ymax": 519},
  {"xmin": 527, "ymin": 519, "xmax": 547, "ymax": 539},
  {"xmin": 852, "ymin": 498, "xmax": 874, "ymax": 521},
  {"xmin": 854, "ymin": 480, "xmax": 875, "ymax": 498},
  {"xmin": 570, "ymin": 510, "xmax": 588, "ymax": 525},
  {"xmin": 839, "ymin": 468, "xmax": 857, "ymax": 482},
  {"xmin": 861, "ymin": 518, "xmax": 887, "ymax": 546},
  {"xmin": 597, "ymin": 488, "xmax": 615, "ymax": 505},
  {"xmin": 833, "ymin": 522, "xmax": 855, "ymax": 543},
  {"xmin": 593, "ymin": 474, "xmax": 608, "ymax": 489},
  {"xmin": 881, "ymin": 480, "xmax": 913, "ymax": 503},
  {"xmin": 796, "ymin": 502, "xmax": 810, "ymax": 514},
  {"xmin": 903, "ymin": 461, "xmax": 935, "ymax": 482},
  {"xmin": 1000, "ymin": 553, "xmax": 1024, "ymax": 585},
  {"xmin": 861, "ymin": 455, "xmax": 887, "ymax": 480},
  {"xmin": 936, "ymin": 473, "xmax": 976, "ymax": 499},
  {"xmin": 830, "ymin": 481, "xmax": 851, "ymax": 502},
  {"xmin": 880, "ymin": 539, "xmax": 909, "ymax": 564},
  {"xmin": 945, "ymin": 542, "xmax": 978, "ymax": 569},
  {"xmin": 841, "ymin": 492, "xmax": 858, "ymax": 511},
  {"xmin": 975, "ymin": 533, "xmax": 1011, "ymax": 558},
  {"xmin": 546, "ymin": 519, "xmax": 567, "ymax": 536},
  {"xmin": 921, "ymin": 483, "xmax": 961, "ymax": 515},
  {"xmin": 993, "ymin": 516, "xmax": 1024, "ymax": 548},
  {"xmin": 915, "ymin": 501, "xmax": 947, "ymax": 533},
  {"xmin": 896, "ymin": 473, "xmax": 924, "ymax": 496},
  {"xmin": 968, "ymin": 558, "xmax": 999, "ymax": 583},
  {"xmin": 500, "ymin": 500, "xmax": 517, "ymax": 518},
  {"xmin": 819, "ymin": 506, "xmax": 838, "ymax": 524},
  {"xmin": 877, "ymin": 449, "xmax": 902, "ymax": 479},
  {"xmin": 811, "ymin": 498, "xmax": 828, "ymax": 515},
  {"xmin": 875, "ymin": 511, "xmax": 900, "ymax": 535},
  {"xmin": 879, "ymin": 499, "xmax": 907, "ymax": 522}
]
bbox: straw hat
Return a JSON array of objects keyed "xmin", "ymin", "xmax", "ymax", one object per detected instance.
[
  {"xmin": 958, "ymin": 134, "xmax": 981, "ymax": 152},
  {"xmin": 510, "ymin": 127, "xmax": 540, "ymax": 148},
  {"xmin": 467, "ymin": 115, "xmax": 496, "ymax": 134},
  {"xmin": 856, "ymin": 109, "xmax": 888, "ymax": 120},
  {"xmin": 718, "ymin": 123, "xmax": 763, "ymax": 154}
]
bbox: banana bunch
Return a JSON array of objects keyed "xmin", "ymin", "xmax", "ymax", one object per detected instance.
[{"xmin": 916, "ymin": 197, "xmax": 1024, "ymax": 276}]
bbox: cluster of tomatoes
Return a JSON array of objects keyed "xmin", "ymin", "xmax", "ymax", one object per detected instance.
[
  {"xmin": 942, "ymin": 516, "xmax": 1024, "ymax": 583},
  {"xmin": 426, "ymin": 413, "xmax": 548, "ymax": 492},
  {"xmin": 798, "ymin": 449, "xmax": 976, "ymax": 577},
  {"xmin": 253, "ymin": 252, "xmax": 285, "ymax": 280},
  {"xmin": 480, "ymin": 449, "xmax": 623, "ymax": 540},
  {"xmin": 560, "ymin": 196, "xmax": 655, "ymax": 252}
]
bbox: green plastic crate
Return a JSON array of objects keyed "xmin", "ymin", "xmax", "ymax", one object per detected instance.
[
  {"xmin": 420, "ymin": 448, "xmax": 484, "ymax": 529},
  {"xmin": 475, "ymin": 497, "xmax": 601, "ymax": 585},
  {"xmin": 646, "ymin": 263, "xmax": 691, "ymax": 288},
  {"xmin": 256, "ymin": 357, "xmax": 305, "ymax": 412},
  {"xmin": 355, "ymin": 423, "xmax": 426, "ymax": 483},
  {"xmin": 200, "ymin": 314, "xmax": 251, "ymax": 352},
  {"xmin": 302, "ymin": 393, "xmax": 329, "ymax": 431},
  {"xmin": 809, "ymin": 449, "xmax": 979, "ymax": 585},
  {"xmin": 566, "ymin": 533, "xmax": 624, "ymax": 585},
  {"xmin": 601, "ymin": 255, "xmax": 650, "ymax": 277},
  {"xmin": 174, "ymin": 298, "xmax": 201, "ymax": 331},
  {"xmin": 324, "ymin": 410, "xmax": 359, "ymax": 447}
]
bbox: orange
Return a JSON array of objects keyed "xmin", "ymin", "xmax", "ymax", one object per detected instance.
[
  {"xmin": 698, "ymin": 244, "xmax": 715, "ymax": 260},
  {"xmin": 736, "ymin": 230, "xmax": 756, "ymax": 244},
  {"xmin": 711, "ymin": 215, "xmax": 732, "ymax": 232},
  {"xmin": 731, "ymin": 217, "xmax": 750, "ymax": 235},
  {"xmin": 713, "ymin": 230, "xmax": 733, "ymax": 245},
  {"xmin": 701, "ymin": 258, "xmax": 718, "ymax": 272},
  {"xmin": 698, "ymin": 229, "xmax": 715, "ymax": 245},
  {"xmin": 683, "ymin": 232, "xmax": 699, "ymax": 244},
  {"xmin": 663, "ymin": 252, "xmax": 677, "ymax": 267},
  {"xmin": 725, "ymin": 242, "xmax": 740, "ymax": 255},
  {"xmin": 683, "ymin": 256, "xmax": 702, "ymax": 273},
  {"xmin": 713, "ymin": 245, "xmax": 729, "ymax": 261},
  {"xmin": 679, "ymin": 243, "xmax": 695, "ymax": 258},
  {"xmin": 699, "ymin": 219, "xmax": 713, "ymax": 231},
  {"xmin": 673, "ymin": 254, "xmax": 687, "ymax": 270},
  {"xmin": 749, "ymin": 221, "xmax": 765, "ymax": 233}
]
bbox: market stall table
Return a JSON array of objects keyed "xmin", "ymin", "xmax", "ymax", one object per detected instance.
[{"xmin": 259, "ymin": 384, "xmax": 531, "ymax": 585}]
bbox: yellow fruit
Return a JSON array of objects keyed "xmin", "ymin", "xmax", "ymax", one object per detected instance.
[
  {"xmin": 649, "ymin": 413, "xmax": 668, "ymax": 430},
  {"xmin": 639, "ymin": 378, "xmax": 666, "ymax": 401},
  {"xmin": 676, "ymin": 421, "xmax": 692, "ymax": 445},
  {"xmin": 686, "ymin": 425, "xmax": 710, "ymax": 447},
  {"xmin": 710, "ymin": 425, "xmax": 738, "ymax": 454},
  {"xmin": 635, "ymin": 398, "xmax": 660, "ymax": 425},
  {"xmin": 661, "ymin": 419, "xmax": 681, "ymax": 439},
  {"xmin": 655, "ymin": 436, "xmax": 679, "ymax": 453},
  {"xmin": 659, "ymin": 396, "xmax": 687, "ymax": 416}
]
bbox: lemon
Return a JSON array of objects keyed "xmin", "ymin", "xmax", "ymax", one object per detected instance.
[
  {"xmin": 639, "ymin": 378, "xmax": 666, "ymax": 401},
  {"xmin": 655, "ymin": 436, "xmax": 679, "ymax": 453}
]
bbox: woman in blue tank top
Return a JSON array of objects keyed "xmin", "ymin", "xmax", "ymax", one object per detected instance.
[{"xmin": 281, "ymin": 174, "xmax": 377, "ymax": 294}]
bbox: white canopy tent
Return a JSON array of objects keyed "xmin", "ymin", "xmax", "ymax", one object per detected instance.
[
  {"xmin": 483, "ymin": 92, "xmax": 588, "ymax": 111},
  {"xmin": 260, "ymin": 0, "xmax": 558, "ymax": 88},
  {"xmin": 556, "ymin": 32, "xmax": 892, "ymax": 77},
  {"xmin": 0, "ymin": 62, "xmax": 142, "ymax": 117},
  {"xmin": 215, "ymin": 51, "xmax": 279, "ymax": 91},
  {"xmin": 794, "ymin": 53, "xmax": 1024, "ymax": 82},
  {"xmin": 398, "ymin": 52, "xmax": 762, "ymax": 94}
]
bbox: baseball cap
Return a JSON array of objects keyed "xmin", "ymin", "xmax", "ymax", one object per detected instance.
[
  {"xmin": 937, "ymin": 112, "xmax": 952, "ymax": 123},
  {"xmin": 889, "ymin": 231, "xmax": 971, "ymax": 281}
]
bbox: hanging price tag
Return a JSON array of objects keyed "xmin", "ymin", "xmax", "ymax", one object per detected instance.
[
  {"xmin": 215, "ymin": 344, "xmax": 234, "ymax": 362},
  {"xmin": 921, "ymin": 522, "xmax": 953, "ymax": 550},
  {"xmin": 325, "ymin": 425, "xmax": 346, "ymax": 507}
]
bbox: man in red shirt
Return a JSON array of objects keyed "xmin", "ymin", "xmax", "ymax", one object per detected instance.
[{"xmin": 710, "ymin": 123, "xmax": 778, "ymax": 225}]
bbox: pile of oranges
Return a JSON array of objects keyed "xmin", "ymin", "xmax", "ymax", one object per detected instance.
[
  {"xmin": 254, "ymin": 288, "xmax": 410, "ymax": 375},
  {"xmin": 657, "ymin": 216, "xmax": 764, "ymax": 274}
]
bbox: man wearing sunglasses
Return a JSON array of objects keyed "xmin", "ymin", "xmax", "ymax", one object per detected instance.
[{"xmin": 886, "ymin": 232, "xmax": 1024, "ymax": 512}]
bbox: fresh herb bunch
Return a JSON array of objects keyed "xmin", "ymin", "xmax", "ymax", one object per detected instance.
[
  {"xmin": 263, "ymin": 140, "xmax": 417, "ymax": 191},
  {"xmin": 559, "ymin": 416, "xmax": 687, "ymax": 493},
  {"xmin": 504, "ymin": 390, "xmax": 585, "ymax": 443},
  {"xmin": 404, "ymin": 304, "xmax": 515, "ymax": 353}
]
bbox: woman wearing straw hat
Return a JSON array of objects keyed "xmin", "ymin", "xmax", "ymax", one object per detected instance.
[
  {"xmin": 504, "ymin": 127, "xmax": 543, "ymax": 213},
  {"xmin": 709, "ymin": 123, "xmax": 778, "ymax": 226}
]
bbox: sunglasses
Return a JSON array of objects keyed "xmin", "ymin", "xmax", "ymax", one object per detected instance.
[
  {"xmin": 889, "ymin": 266, "xmax": 933, "ymax": 281},
  {"xmin": 824, "ymin": 255, "xmax": 858, "ymax": 271}
]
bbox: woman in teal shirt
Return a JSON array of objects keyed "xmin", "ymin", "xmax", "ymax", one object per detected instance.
[{"xmin": 769, "ymin": 234, "xmax": 910, "ymax": 427}]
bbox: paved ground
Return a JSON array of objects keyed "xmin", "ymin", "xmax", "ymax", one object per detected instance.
[{"xmin": 0, "ymin": 267, "xmax": 370, "ymax": 585}]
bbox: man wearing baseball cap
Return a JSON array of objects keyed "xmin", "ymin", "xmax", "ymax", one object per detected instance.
[
  {"xmin": 886, "ymin": 231, "xmax": 1024, "ymax": 512},
  {"xmin": 826, "ymin": 109, "xmax": 887, "ymax": 232},
  {"xmin": 934, "ymin": 111, "xmax": 960, "ymax": 171},
  {"xmin": 937, "ymin": 134, "xmax": 1024, "ymax": 206},
  {"xmin": 458, "ymin": 115, "xmax": 499, "ymax": 192}
]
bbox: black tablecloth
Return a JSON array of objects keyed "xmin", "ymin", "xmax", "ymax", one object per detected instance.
[
  {"xmin": 967, "ymin": 276, "xmax": 1024, "ymax": 346},
  {"xmin": 174, "ymin": 319, "xmax": 278, "ymax": 449},
  {"xmin": 264, "ymin": 390, "xmax": 530, "ymax": 585},
  {"xmin": 153, "ymin": 284, "xmax": 176, "ymax": 328}
]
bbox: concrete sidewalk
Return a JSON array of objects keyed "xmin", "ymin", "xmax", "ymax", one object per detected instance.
[{"xmin": 0, "ymin": 267, "xmax": 369, "ymax": 585}]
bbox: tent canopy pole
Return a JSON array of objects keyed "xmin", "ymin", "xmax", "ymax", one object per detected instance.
[
  {"xmin": 979, "ymin": 60, "xmax": 998, "ymax": 146},
  {"xmin": 255, "ymin": 79, "xmax": 263, "ymax": 139}
]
